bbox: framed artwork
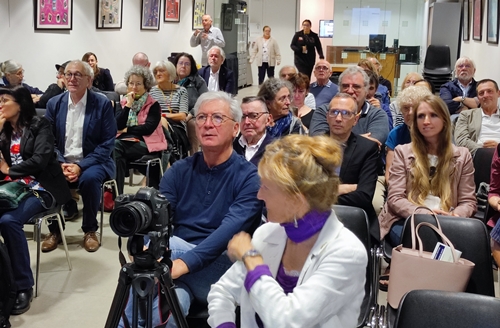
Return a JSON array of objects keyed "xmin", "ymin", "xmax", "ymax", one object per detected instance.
[
  {"xmin": 487, "ymin": 0, "xmax": 499, "ymax": 43},
  {"xmin": 96, "ymin": 0, "xmax": 123, "ymax": 29},
  {"xmin": 463, "ymin": 0, "xmax": 470, "ymax": 41},
  {"xmin": 473, "ymin": 0, "xmax": 482, "ymax": 41},
  {"xmin": 35, "ymin": 0, "xmax": 73, "ymax": 30},
  {"xmin": 141, "ymin": 0, "xmax": 161, "ymax": 30},
  {"xmin": 192, "ymin": 0, "xmax": 206, "ymax": 30},
  {"xmin": 164, "ymin": 0, "xmax": 180, "ymax": 22}
]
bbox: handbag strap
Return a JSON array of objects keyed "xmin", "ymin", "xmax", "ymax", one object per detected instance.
[
  {"xmin": 415, "ymin": 221, "xmax": 460, "ymax": 263},
  {"xmin": 410, "ymin": 206, "xmax": 442, "ymax": 250}
]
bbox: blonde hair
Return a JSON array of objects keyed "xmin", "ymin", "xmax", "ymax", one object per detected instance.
[
  {"xmin": 402, "ymin": 72, "xmax": 423, "ymax": 90},
  {"xmin": 258, "ymin": 135, "xmax": 342, "ymax": 211},
  {"xmin": 358, "ymin": 59, "xmax": 378, "ymax": 78},
  {"xmin": 408, "ymin": 95, "xmax": 454, "ymax": 211},
  {"xmin": 396, "ymin": 85, "xmax": 433, "ymax": 113}
]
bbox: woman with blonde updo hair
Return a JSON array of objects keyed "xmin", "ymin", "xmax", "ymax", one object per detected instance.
[{"xmin": 208, "ymin": 135, "xmax": 367, "ymax": 327}]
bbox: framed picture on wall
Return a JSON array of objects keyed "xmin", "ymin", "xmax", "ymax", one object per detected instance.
[
  {"xmin": 192, "ymin": 0, "xmax": 206, "ymax": 30},
  {"xmin": 141, "ymin": 0, "xmax": 161, "ymax": 30},
  {"xmin": 96, "ymin": 0, "xmax": 123, "ymax": 29},
  {"xmin": 473, "ymin": 0, "xmax": 482, "ymax": 41},
  {"xmin": 164, "ymin": 0, "xmax": 180, "ymax": 22},
  {"xmin": 463, "ymin": 0, "xmax": 470, "ymax": 41},
  {"xmin": 487, "ymin": 0, "xmax": 499, "ymax": 43},
  {"xmin": 35, "ymin": 0, "xmax": 73, "ymax": 30}
]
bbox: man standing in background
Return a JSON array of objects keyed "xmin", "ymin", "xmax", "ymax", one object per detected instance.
[{"xmin": 190, "ymin": 15, "xmax": 226, "ymax": 66}]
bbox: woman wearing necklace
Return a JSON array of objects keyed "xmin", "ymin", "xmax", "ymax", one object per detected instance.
[
  {"xmin": 379, "ymin": 95, "xmax": 476, "ymax": 246},
  {"xmin": 208, "ymin": 135, "xmax": 367, "ymax": 327},
  {"xmin": 290, "ymin": 19, "xmax": 324, "ymax": 79},
  {"xmin": 250, "ymin": 25, "xmax": 281, "ymax": 85}
]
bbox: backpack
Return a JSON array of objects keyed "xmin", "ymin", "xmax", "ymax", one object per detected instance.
[{"xmin": 0, "ymin": 238, "xmax": 15, "ymax": 328}]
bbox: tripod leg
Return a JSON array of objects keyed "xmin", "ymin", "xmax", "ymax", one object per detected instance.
[
  {"xmin": 158, "ymin": 268, "xmax": 189, "ymax": 328},
  {"xmin": 105, "ymin": 267, "xmax": 133, "ymax": 328}
]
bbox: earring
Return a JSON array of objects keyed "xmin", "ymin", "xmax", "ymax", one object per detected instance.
[{"xmin": 293, "ymin": 215, "xmax": 298, "ymax": 228}]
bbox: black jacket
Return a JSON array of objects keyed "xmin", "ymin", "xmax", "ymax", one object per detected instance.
[
  {"xmin": 233, "ymin": 133, "xmax": 274, "ymax": 167},
  {"xmin": 198, "ymin": 65, "xmax": 235, "ymax": 95}
]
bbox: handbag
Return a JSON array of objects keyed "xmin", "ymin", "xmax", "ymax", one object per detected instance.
[
  {"xmin": 387, "ymin": 207, "xmax": 475, "ymax": 308},
  {"xmin": 0, "ymin": 181, "xmax": 32, "ymax": 210}
]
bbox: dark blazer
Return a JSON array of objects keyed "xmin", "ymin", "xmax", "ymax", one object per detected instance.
[
  {"xmin": 198, "ymin": 65, "xmax": 235, "ymax": 95},
  {"xmin": 233, "ymin": 133, "xmax": 274, "ymax": 166},
  {"xmin": 93, "ymin": 67, "xmax": 114, "ymax": 92},
  {"xmin": 45, "ymin": 90, "xmax": 117, "ymax": 179},
  {"xmin": 337, "ymin": 133, "xmax": 380, "ymax": 241},
  {"xmin": 0, "ymin": 116, "xmax": 71, "ymax": 205}
]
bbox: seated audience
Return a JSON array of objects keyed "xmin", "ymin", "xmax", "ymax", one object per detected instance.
[
  {"xmin": 233, "ymin": 96, "xmax": 273, "ymax": 166},
  {"xmin": 488, "ymin": 145, "xmax": 500, "ymax": 267},
  {"xmin": 120, "ymin": 91, "xmax": 262, "ymax": 327},
  {"xmin": 82, "ymin": 52, "xmax": 114, "ymax": 92},
  {"xmin": 310, "ymin": 66, "xmax": 389, "ymax": 148},
  {"xmin": 390, "ymin": 72, "xmax": 423, "ymax": 128},
  {"xmin": 309, "ymin": 59, "xmax": 339, "ymax": 107},
  {"xmin": 114, "ymin": 65, "xmax": 167, "ymax": 195},
  {"xmin": 198, "ymin": 46, "xmax": 235, "ymax": 94},
  {"xmin": 174, "ymin": 52, "xmax": 208, "ymax": 155},
  {"xmin": 43, "ymin": 60, "xmax": 117, "ymax": 253},
  {"xmin": 290, "ymin": 73, "xmax": 314, "ymax": 131},
  {"xmin": 279, "ymin": 65, "xmax": 315, "ymax": 109},
  {"xmin": 327, "ymin": 93, "xmax": 380, "ymax": 242},
  {"xmin": 35, "ymin": 61, "xmax": 70, "ymax": 109},
  {"xmin": 379, "ymin": 95, "xmax": 476, "ymax": 246},
  {"xmin": 0, "ymin": 86, "xmax": 71, "ymax": 315},
  {"xmin": 365, "ymin": 70, "xmax": 392, "ymax": 128},
  {"xmin": 455, "ymin": 79, "xmax": 500, "ymax": 156},
  {"xmin": 207, "ymin": 134, "xmax": 367, "ymax": 327},
  {"xmin": 257, "ymin": 78, "xmax": 303, "ymax": 137},
  {"xmin": 368, "ymin": 56, "xmax": 392, "ymax": 96},
  {"xmin": 115, "ymin": 52, "xmax": 151, "ymax": 95},
  {"xmin": 0, "ymin": 60, "xmax": 43, "ymax": 100},
  {"xmin": 440, "ymin": 57, "xmax": 479, "ymax": 115},
  {"xmin": 385, "ymin": 86, "xmax": 432, "ymax": 182}
]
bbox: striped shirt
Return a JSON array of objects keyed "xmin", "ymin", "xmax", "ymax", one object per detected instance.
[{"xmin": 150, "ymin": 86, "xmax": 189, "ymax": 129}]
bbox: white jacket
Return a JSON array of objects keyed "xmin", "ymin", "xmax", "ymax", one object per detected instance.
[
  {"xmin": 249, "ymin": 37, "xmax": 281, "ymax": 67},
  {"xmin": 207, "ymin": 211, "xmax": 367, "ymax": 328}
]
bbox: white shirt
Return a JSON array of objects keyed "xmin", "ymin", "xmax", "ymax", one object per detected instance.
[
  {"xmin": 208, "ymin": 68, "xmax": 220, "ymax": 92},
  {"xmin": 478, "ymin": 108, "xmax": 500, "ymax": 145},
  {"xmin": 64, "ymin": 90, "xmax": 87, "ymax": 163},
  {"xmin": 238, "ymin": 132, "xmax": 267, "ymax": 161},
  {"xmin": 262, "ymin": 39, "xmax": 270, "ymax": 63}
]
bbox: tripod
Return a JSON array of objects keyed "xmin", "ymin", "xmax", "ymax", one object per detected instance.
[{"xmin": 104, "ymin": 240, "xmax": 189, "ymax": 328}]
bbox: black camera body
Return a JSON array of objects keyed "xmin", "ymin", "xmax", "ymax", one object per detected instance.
[{"xmin": 110, "ymin": 187, "xmax": 171, "ymax": 237}]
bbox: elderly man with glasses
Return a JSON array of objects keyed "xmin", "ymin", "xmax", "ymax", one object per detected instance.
[
  {"xmin": 440, "ymin": 57, "xmax": 479, "ymax": 115},
  {"xmin": 233, "ymin": 96, "xmax": 273, "ymax": 166},
  {"xmin": 327, "ymin": 93, "xmax": 380, "ymax": 243},
  {"xmin": 43, "ymin": 60, "xmax": 117, "ymax": 253},
  {"xmin": 309, "ymin": 59, "xmax": 339, "ymax": 107},
  {"xmin": 120, "ymin": 91, "xmax": 263, "ymax": 327}
]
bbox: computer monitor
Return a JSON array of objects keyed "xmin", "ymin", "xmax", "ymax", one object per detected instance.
[
  {"xmin": 369, "ymin": 34, "xmax": 386, "ymax": 53},
  {"xmin": 319, "ymin": 20, "xmax": 334, "ymax": 38},
  {"xmin": 398, "ymin": 46, "xmax": 420, "ymax": 64}
]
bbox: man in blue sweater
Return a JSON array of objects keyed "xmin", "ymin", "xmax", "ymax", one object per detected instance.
[{"xmin": 121, "ymin": 91, "xmax": 262, "ymax": 328}]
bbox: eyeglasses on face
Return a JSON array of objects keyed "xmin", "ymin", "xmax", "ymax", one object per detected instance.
[
  {"xmin": 64, "ymin": 72, "xmax": 86, "ymax": 80},
  {"xmin": 315, "ymin": 66, "xmax": 329, "ymax": 71},
  {"xmin": 280, "ymin": 73, "xmax": 295, "ymax": 79},
  {"xmin": 341, "ymin": 83, "xmax": 363, "ymax": 92},
  {"xmin": 0, "ymin": 97, "xmax": 14, "ymax": 105},
  {"xmin": 128, "ymin": 82, "xmax": 144, "ymax": 87},
  {"xmin": 177, "ymin": 61, "xmax": 191, "ymax": 67},
  {"xmin": 241, "ymin": 112, "xmax": 268, "ymax": 122},
  {"xmin": 195, "ymin": 113, "xmax": 235, "ymax": 127},
  {"xmin": 457, "ymin": 64, "xmax": 472, "ymax": 69},
  {"xmin": 14, "ymin": 69, "xmax": 25, "ymax": 76},
  {"xmin": 328, "ymin": 109, "xmax": 357, "ymax": 119}
]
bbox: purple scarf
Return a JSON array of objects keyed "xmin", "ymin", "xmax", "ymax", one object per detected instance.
[{"xmin": 280, "ymin": 210, "xmax": 330, "ymax": 243}]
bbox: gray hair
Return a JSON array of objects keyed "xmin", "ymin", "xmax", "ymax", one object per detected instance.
[
  {"xmin": 208, "ymin": 46, "xmax": 226, "ymax": 60},
  {"xmin": 339, "ymin": 66, "xmax": 370, "ymax": 92},
  {"xmin": 153, "ymin": 60, "xmax": 177, "ymax": 81},
  {"xmin": 0, "ymin": 60, "xmax": 22, "ymax": 77},
  {"xmin": 124, "ymin": 65, "xmax": 155, "ymax": 90},
  {"xmin": 396, "ymin": 85, "xmax": 433, "ymax": 112},
  {"xmin": 331, "ymin": 93, "xmax": 359, "ymax": 113},
  {"xmin": 455, "ymin": 56, "xmax": 476, "ymax": 70},
  {"xmin": 279, "ymin": 65, "xmax": 297, "ymax": 77},
  {"xmin": 257, "ymin": 78, "xmax": 293, "ymax": 105},
  {"xmin": 65, "ymin": 60, "xmax": 94, "ymax": 79},
  {"xmin": 193, "ymin": 91, "xmax": 242, "ymax": 122},
  {"xmin": 241, "ymin": 96, "xmax": 268, "ymax": 113}
]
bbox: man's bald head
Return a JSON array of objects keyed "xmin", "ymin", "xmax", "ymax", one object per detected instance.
[{"xmin": 132, "ymin": 52, "xmax": 150, "ymax": 68}]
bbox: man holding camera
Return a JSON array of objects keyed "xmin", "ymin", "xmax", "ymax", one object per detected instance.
[{"xmin": 121, "ymin": 91, "xmax": 262, "ymax": 327}]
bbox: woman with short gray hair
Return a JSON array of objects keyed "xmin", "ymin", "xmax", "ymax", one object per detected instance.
[{"xmin": 0, "ymin": 59, "xmax": 43, "ymax": 98}]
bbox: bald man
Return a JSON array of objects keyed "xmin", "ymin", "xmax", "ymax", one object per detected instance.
[
  {"xmin": 114, "ymin": 52, "xmax": 152, "ymax": 95},
  {"xmin": 190, "ymin": 14, "xmax": 226, "ymax": 66}
]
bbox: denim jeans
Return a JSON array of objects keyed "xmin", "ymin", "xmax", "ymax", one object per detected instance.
[{"xmin": 119, "ymin": 235, "xmax": 233, "ymax": 328}]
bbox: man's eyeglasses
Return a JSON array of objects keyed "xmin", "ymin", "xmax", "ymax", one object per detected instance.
[
  {"xmin": 195, "ymin": 113, "xmax": 235, "ymax": 127},
  {"xmin": 280, "ymin": 73, "xmax": 295, "ymax": 79},
  {"xmin": 315, "ymin": 66, "xmax": 330, "ymax": 71},
  {"xmin": 457, "ymin": 64, "xmax": 472, "ymax": 69},
  {"xmin": 241, "ymin": 112, "xmax": 268, "ymax": 122},
  {"xmin": 64, "ymin": 72, "xmax": 86, "ymax": 80},
  {"xmin": 328, "ymin": 109, "xmax": 357, "ymax": 119},
  {"xmin": 341, "ymin": 83, "xmax": 363, "ymax": 92}
]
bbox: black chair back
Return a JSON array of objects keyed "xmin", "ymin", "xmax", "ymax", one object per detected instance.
[
  {"xmin": 333, "ymin": 205, "xmax": 375, "ymax": 328},
  {"xmin": 423, "ymin": 45, "xmax": 452, "ymax": 73},
  {"xmin": 473, "ymin": 147, "xmax": 495, "ymax": 192},
  {"xmin": 394, "ymin": 290, "xmax": 500, "ymax": 328}
]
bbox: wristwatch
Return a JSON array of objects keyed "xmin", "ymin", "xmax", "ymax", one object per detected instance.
[
  {"xmin": 241, "ymin": 249, "xmax": 261, "ymax": 263},
  {"xmin": 460, "ymin": 95, "xmax": 466, "ymax": 108}
]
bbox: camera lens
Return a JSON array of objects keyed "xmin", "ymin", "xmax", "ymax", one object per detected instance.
[{"xmin": 109, "ymin": 201, "xmax": 152, "ymax": 237}]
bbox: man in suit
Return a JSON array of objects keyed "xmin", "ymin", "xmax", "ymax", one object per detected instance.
[
  {"xmin": 233, "ymin": 96, "xmax": 273, "ymax": 166},
  {"xmin": 455, "ymin": 79, "xmax": 500, "ymax": 156},
  {"xmin": 328, "ymin": 93, "xmax": 380, "ymax": 242},
  {"xmin": 198, "ymin": 46, "xmax": 235, "ymax": 95},
  {"xmin": 42, "ymin": 60, "xmax": 117, "ymax": 252}
]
